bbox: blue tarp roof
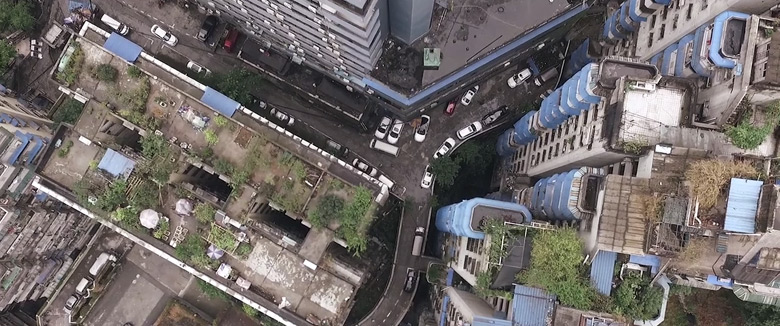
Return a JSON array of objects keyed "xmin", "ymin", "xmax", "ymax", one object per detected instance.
[
  {"xmin": 201, "ymin": 87, "xmax": 240, "ymax": 117},
  {"xmin": 724, "ymin": 178, "xmax": 762, "ymax": 234},
  {"xmin": 97, "ymin": 148, "xmax": 136, "ymax": 179},
  {"xmin": 512, "ymin": 285, "xmax": 556, "ymax": 326},
  {"xmin": 104, "ymin": 33, "xmax": 142, "ymax": 62},
  {"xmin": 590, "ymin": 250, "xmax": 617, "ymax": 295},
  {"xmin": 707, "ymin": 274, "xmax": 733, "ymax": 289}
]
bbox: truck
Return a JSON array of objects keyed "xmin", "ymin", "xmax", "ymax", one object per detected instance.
[
  {"xmin": 534, "ymin": 67, "xmax": 559, "ymax": 87},
  {"xmin": 411, "ymin": 227, "xmax": 425, "ymax": 256}
]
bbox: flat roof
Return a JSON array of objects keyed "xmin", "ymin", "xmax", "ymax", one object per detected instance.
[
  {"xmin": 371, "ymin": 0, "xmax": 575, "ymax": 94},
  {"xmin": 470, "ymin": 204, "xmax": 529, "ymax": 231},
  {"xmin": 619, "ymin": 86, "xmax": 685, "ymax": 142}
]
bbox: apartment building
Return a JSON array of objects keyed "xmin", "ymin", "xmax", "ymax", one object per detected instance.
[
  {"xmin": 198, "ymin": 0, "xmax": 391, "ymax": 84},
  {"xmin": 438, "ymin": 285, "xmax": 557, "ymax": 326}
]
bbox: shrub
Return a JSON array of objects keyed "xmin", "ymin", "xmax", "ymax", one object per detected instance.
[
  {"xmin": 127, "ymin": 65, "xmax": 142, "ymax": 78},
  {"xmin": 204, "ymin": 129, "xmax": 219, "ymax": 146},
  {"xmin": 92, "ymin": 64, "xmax": 118, "ymax": 82},
  {"xmin": 197, "ymin": 279, "xmax": 230, "ymax": 301},
  {"xmin": 308, "ymin": 195, "xmax": 345, "ymax": 228},
  {"xmin": 194, "ymin": 203, "xmax": 216, "ymax": 224},
  {"xmin": 612, "ymin": 274, "xmax": 664, "ymax": 320},
  {"xmin": 176, "ymin": 234, "xmax": 207, "ymax": 263},
  {"xmin": 57, "ymin": 140, "xmax": 74, "ymax": 157},
  {"xmin": 213, "ymin": 158, "xmax": 233, "ymax": 175},
  {"xmin": 242, "ymin": 303, "xmax": 258, "ymax": 318},
  {"xmin": 209, "ymin": 225, "xmax": 237, "ymax": 251},
  {"xmin": 57, "ymin": 44, "xmax": 84, "ymax": 86},
  {"xmin": 96, "ymin": 180, "xmax": 128, "ymax": 212},
  {"xmin": 236, "ymin": 242, "xmax": 253, "ymax": 257},
  {"xmin": 213, "ymin": 116, "xmax": 229, "ymax": 128},
  {"xmin": 726, "ymin": 102, "xmax": 780, "ymax": 150},
  {"xmin": 153, "ymin": 218, "xmax": 169, "ymax": 239}
]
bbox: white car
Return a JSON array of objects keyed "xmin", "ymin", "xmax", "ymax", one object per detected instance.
[
  {"xmin": 375, "ymin": 116, "xmax": 392, "ymax": 139},
  {"xmin": 186, "ymin": 61, "xmax": 210, "ymax": 75},
  {"xmin": 63, "ymin": 295, "xmax": 80, "ymax": 314},
  {"xmin": 414, "ymin": 115, "xmax": 430, "ymax": 143},
  {"xmin": 270, "ymin": 108, "xmax": 294, "ymax": 125},
  {"xmin": 151, "ymin": 24, "xmax": 178, "ymax": 46},
  {"xmin": 507, "ymin": 68, "xmax": 532, "ymax": 88},
  {"xmin": 352, "ymin": 158, "xmax": 378, "ymax": 177},
  {"xmin": 460, "ymin": 85, "xmax": 479, "ymax": 106},
  {"xmin": 421, "ymin": 165, "xmax": 434, "ymax": 189},
  {"xmin": 433, "ymin": 138, "xmax": 456, "ymax": 159},
  {"xmin": 387, "ymin": 119, "xmax": 403, "ymax": 144},
  {"xmin": 457, "ymin": 121, "xmax": 483, "ymax": 140}
]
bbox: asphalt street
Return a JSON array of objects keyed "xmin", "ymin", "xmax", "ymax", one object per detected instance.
[{"xmin": 76, "ymin": 1, "xmax": 560, "ymax": 325}]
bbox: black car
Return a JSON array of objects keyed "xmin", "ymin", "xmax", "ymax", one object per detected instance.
[
  {"xmin": 404, "ymin": 269, "xmax": 417, "ymax": 293},
  {"xmin": 198, "ymin": 16, "xmax": 218, "ymax": 41}
]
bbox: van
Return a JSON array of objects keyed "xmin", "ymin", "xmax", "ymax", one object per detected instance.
[
  {"xmin": 534, "ymin": 68, "xmax": 559, "ymax": 87},
  {"xmin": 89, "ymin": 252, "xmax": 117, "ymax": 278},
  {"xmin": 411, "ymin": 227, "xmax": 425, "ymax": 256},
  {"xmin": 369, "ymin": 139, "xmax": 399, "ymax": 157},
  {"xmin": 223, "ymin": 29, "xmax": 239, "ymax": 53},
  {"xmin": 377, "ymin": 174, "xmax": 395, "ymax": 190},
  {"xmin": 100, "ymin": 14, "xmax": 130, "ymax": 35},
  {"xmin": 75, "ymin": 277, "xmax": 93, "ymax": 297}
]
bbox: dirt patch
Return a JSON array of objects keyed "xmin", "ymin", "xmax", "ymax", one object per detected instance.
[
  {"xmin": 153, "ymin": 300, "xmax": 210, "ymax": 326},
  {"xmin": 234, "ymin": 127, "xmax": 253, "ymax": 148}
]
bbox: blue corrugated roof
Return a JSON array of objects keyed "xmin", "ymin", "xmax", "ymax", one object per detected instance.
[
  {"xmin": 473, "ymin": 316, "xmax": 511, "ymax": 326},
  {"xmin": 97, "ymin": 148, "xmax": 136, "ymax": 179},
  {"xmin": 724, "ymin": 178, "xmax": 762, "ymax": 234},
  {"xmin": 629, "ymin": 254, "xmax": 661, "ymax": 275},
  {"xmin": 8, "ymin": 131, "xmax": 30, "ymax": 165},
  {"xmin": 512, "ymin": 285, "xmax": 556, "ymax": 326},
  {"xmin": 25, "ymin": 136, "xmax": 45, "ymax": 165},
  {"xmin": 590, "ymin": 250, "xmax": 617, "ymax": 295},
  {"xmin": 706, "ymin": 274, "xmax": 733, "ymax": 289},
  {"xmin": 201, "ymin": 87, "xmax": 240, "ymax": 117},
  {"xmin": 104, "ymin": 33, "xmax": 142, "ymax": 62}
]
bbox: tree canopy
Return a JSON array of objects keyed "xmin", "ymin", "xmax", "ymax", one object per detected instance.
[
  {"xmin": 0, "ymin": 1, "xmax": 35, "ymax": 33},
  {"xmin": 517, "ymin": 228, "xmax": 595, "ymax": 309},
  {"xmin": 0, "ymin": 41, "xmax": 16, "ymax": 76},
  {"xmin": 430, "ymin": 156, "xmax": 459, "ymax": 189},
  {"xmin": 208, "ymin": 68, "xmax": 263, "ymax": 106}
]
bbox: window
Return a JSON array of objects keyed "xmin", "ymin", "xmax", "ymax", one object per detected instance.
[
  {"xmin": 650, "ymin": 15, "xmax": 657, "ymax": 29},
  {"xmin": 648, "ymin": 33, "xmax": 654, "ymax": 47},
  {"xmin": 659, "ymin": 24, "xmax": 666, "ymax": 40},
  {"xmin": 686, "ymin": 4, "xmax": 693, "ymax": 20}
]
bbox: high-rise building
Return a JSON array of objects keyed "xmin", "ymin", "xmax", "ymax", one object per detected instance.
[{"xmin": 200, "ymin": 0, "xmax": 594, "ymax": 119}]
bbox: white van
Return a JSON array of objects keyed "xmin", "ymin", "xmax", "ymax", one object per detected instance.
[
  {"xmin": 369, "ymin": 139, "xmax": 399, "ymax": 156},
  {"xmin": 75, "ymin": 277, "xmax": 93, "ymax": 296},
  {"xmin": 377, "ymin": 174, "xmax": 394, "ymax": 190},
  {"xmin": 89, "ymin": 252, "xmax": 117, "ymax": 277},
  {"xmin": 101, "ymin": 14, "xmax": 130, "ymax": 35}
]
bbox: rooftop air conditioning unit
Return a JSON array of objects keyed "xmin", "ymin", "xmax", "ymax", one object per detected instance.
[{"xmin": 633, "ymin": 82, "xmax": 656, "ymax": 92}]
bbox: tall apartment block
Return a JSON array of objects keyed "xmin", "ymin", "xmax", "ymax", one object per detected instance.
[{"xmin": 200, "ymin": 0, "xmax": 593, "ymax": 119}]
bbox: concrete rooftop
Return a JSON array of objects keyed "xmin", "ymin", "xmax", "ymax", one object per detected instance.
[{"xmin": 372, "ymin": 0, "xmax": 573, "ymax": 94}]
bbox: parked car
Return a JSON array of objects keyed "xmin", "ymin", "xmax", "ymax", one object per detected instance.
[
  {"xmin": 482, "ymin": 105, "xmax": 509, "ymax": 125},
  {"xmin": 460, "ymin": 86, "xmax": 479, "ymax": 106},
  {"xmin": 198, "ymin": 15, "xmax": 218, "ymax": 41},
  {"xmin": 270, "ymin": 108, "xmax": 294, "ymax": 125},
  {"xmin": 374, "ymin": 116, "xmax": 392, "ymax": 139},
  {"xmin": 387, "ymin": 119, "xmax": 403, "ymax": 144},
  {"xmin": 150, "ymin": 24, "xmax": 177, "ymax": 46},
  {"xmin": 507, "ymin": 68, "xmax": 532, "ymax": 88},
  {"xmin": 433, "ymin": 138, "xmax": 456, "ymax": 159},
  {"xmin": 445, "ymin": 100, "xmax": 457, "ymax": 115},
  {"xmin": 421, "ymin": 165, "xmax": 433, "ymax": 189},
  {"xmin": 414, "ymin": 115, "xmax": 430, "ymax": 142},
  {"xmin": 250, "ymin": 95, "xmax": 267, "ymax": 110},
  {"xmin": 63, "ymin": 295, "xmax": 81, "ymax": 314},
  {"xmin": 457, "ymin": 121, "xmax": 483, "ymax": 140},
  {"xmin": 404, "ymin": 268, "xmax": 417, "ymax": 293},
  {"xmin": 352, "ymin": 158, "xmax": 378, "ymax": 177},
  {"xmin": 186, "ymin": 61, "xmax": 210, "ymax": 75},
  {"xmin": 223, "ymin": 29, "xmax": 240, "ymax": 52}
]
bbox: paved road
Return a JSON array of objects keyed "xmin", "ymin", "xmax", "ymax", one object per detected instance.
[{"xmin": 76, "ymin": 2, "xmax": 560, "ymax": 325}]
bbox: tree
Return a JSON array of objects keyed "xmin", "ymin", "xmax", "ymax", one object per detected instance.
[
  {"xmin": 97, "ymin": 181, "xmax": 128, "ymax": 212},
  {"xmin": 138, "ymin": 134, "xmax": 177, "ymax": 184},
  {"xmin": 0, "ymin": 1, "xmax": 35, "ymax": 32},
  {"xmin": 612, "ymin": 274, "xmax": 663, "ymax": 320},
  {"xmin": 0, "ymin": 41, "xmax": 16, "ymax": 75},
  {"xmin": 738, "ymin": 301, "xmax": 780, "ymax": 326},
  {"xmin": 308, "ymin": 195, "xmax": 345, "ymax": 228},
  {"xmin": 176, "ymin": 234, "xmax": 207, "ymax": 263},
  {"xmin": 517, "ymin": 228, "xmax": 595, "ymax": 309},
  {"xmin": 430, "ymin": 156, "xmax": 460, "ymax": 189},
  {"xmin": 209, "ymin": 68, "xmax": 262, "ymax": 106},
  {"xmin": 129, "ymin": 180, "xmax": 160, "ymax": 209},
  {"xmin": 204, "ymin": 129, "xmax": 219, "ymax": 146},
  {"xmin": 52, "ymin": 98, "xmax": 84, "ymax": 126}
]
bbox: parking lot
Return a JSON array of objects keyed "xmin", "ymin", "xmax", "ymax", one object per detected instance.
[{"xmin": 39, "ymin": 230, "xmax": 133, "ymax": 326}]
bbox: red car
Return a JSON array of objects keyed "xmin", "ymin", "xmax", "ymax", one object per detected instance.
[{"xmin": 445, "ymin": 100, "xmax": 457, "ymax": 115}]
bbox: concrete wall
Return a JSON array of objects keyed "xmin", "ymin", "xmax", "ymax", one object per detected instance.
[{"xmin": 388, "ymin": 0, "xmax": 434, "ymax": 44}]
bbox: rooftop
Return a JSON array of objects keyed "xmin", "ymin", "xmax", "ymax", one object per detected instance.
[
  {"xmin": 41, "ymin": 26, "xmax": 376, "ymax": 323},
  {"xmin": 618, "ymin": 84, "xmax": 686, "ymax": 143},
  {"xmin": 371, "ymin": 0, "xmax": 574, "ymax": 94},
  {"xmin": 597, "ymin": 175, "xmax": 651, "ymax": 256}
]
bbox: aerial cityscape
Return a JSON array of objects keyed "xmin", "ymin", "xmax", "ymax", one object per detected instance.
[{"xmin": 0, "ymin": 0, "xmax": 779, "ymax": 325}]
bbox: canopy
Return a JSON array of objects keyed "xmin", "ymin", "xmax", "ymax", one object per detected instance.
[
  {"xmin": 175, "ymin": 199, "xmax": 193, "ymax": 216},
  {"xmin": 139, "ymin": 209, "xmax": 160, "ymax": 229},
  {"xmin": 207, "ymin": 244, "xmax": 224, "ymax": 260}
]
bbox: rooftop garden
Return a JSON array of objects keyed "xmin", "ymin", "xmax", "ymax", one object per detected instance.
[
  {"xmin": 306, "ymin": 176, "xmax": 376, "ymax": 255},
  {"xmin": 726, "ymin": 100, "xmax": 780, "ymax": 150}
]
